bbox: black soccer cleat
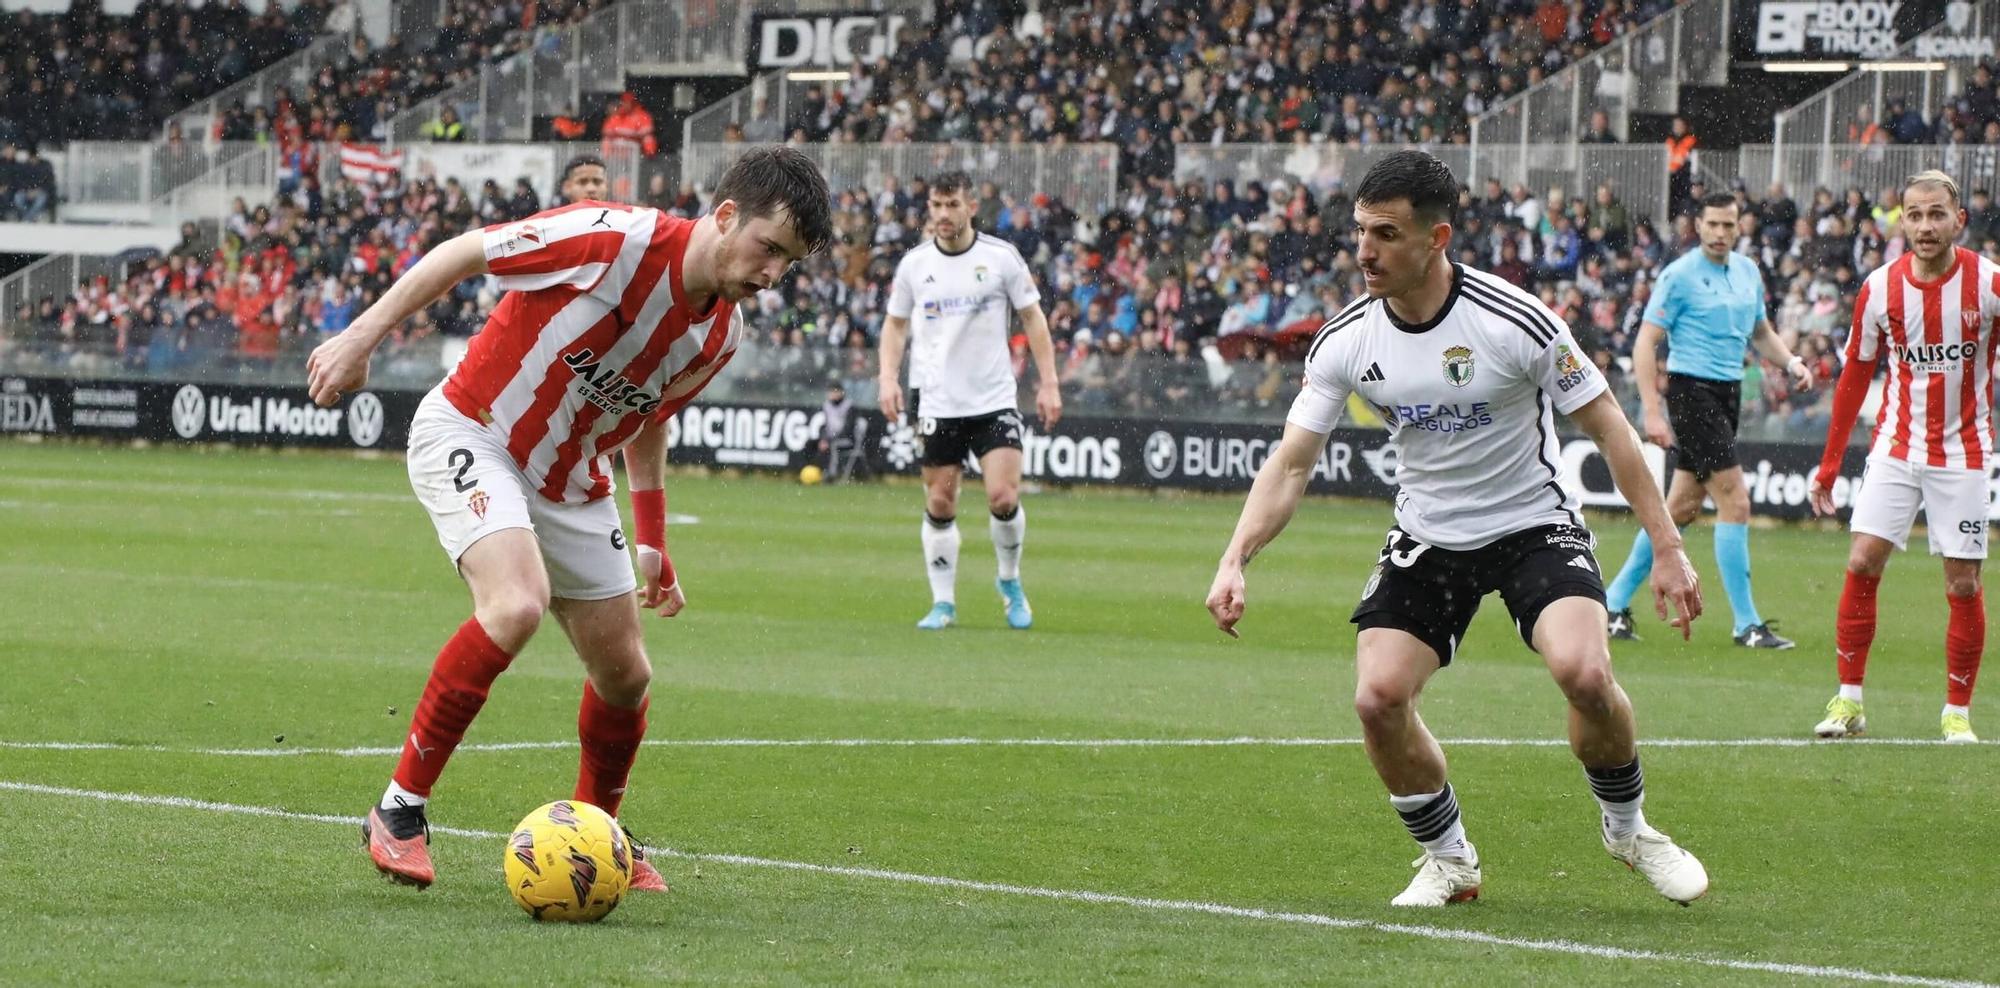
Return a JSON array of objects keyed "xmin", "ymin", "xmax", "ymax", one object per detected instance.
[
  {"xmin": 1733, "ymin": 622, "xmax": 1795, "ymax": 650},
  {"xmin": 1607, "ymin": 608, "xmax": 1639, "ymax": 641}
]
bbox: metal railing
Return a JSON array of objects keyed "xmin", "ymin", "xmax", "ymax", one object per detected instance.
[
  {"xmin": 683, "ymin": 141, "xmax": 1123, "ymax": 219},
  {"xmin": 0, "ymin": 255, "xmax": 130, "ymax": 331},
  {"xmin": 1731, "ymin": 143, "xmax": 2000, "ymax": 201},
  {"xmin": 60, "ymin": 142, "xmax": 273, "ymax": 208},
  {"xmin": 1470, "ymin": 0, "xmax": 1731, "ymax": 170},
  {"xmin": 389, "ymin": 0, "xmax": 447, "ymax": 52},
  {"xmin": 1175, "ymin": 143, "xmax": 1673, "ymax": 230},
  {"xmin": 1769, "ymin": 4, "xmax": 1995, "ymax": 190},
  {"xmin": 682, "ymin": 71, "xmax": 801, "ymax": 146}
]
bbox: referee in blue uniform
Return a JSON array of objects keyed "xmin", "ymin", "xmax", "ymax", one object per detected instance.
[{"xmin": 1604, "ymin": 192, "xmax": 1815, "ymax": 648}]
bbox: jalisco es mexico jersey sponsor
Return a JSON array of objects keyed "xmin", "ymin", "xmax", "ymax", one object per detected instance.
[
  {"xmin": 442, "ymin": 203, "xmax": 740, "ymax": 503},
  {"xmin": 1848, "ymin": 247, "xmax": 2000, "ymax": 471}
]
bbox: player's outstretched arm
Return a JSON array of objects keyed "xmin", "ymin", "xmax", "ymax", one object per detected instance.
[
  {"xmin": 1751, "ymin": 318, "xmax": 1813, "ymax": 392},
  {"xmin": 1207, "ymin": 422, "xmax": 1327, "ymax": 638},
  {"xmin": 877, "ymin": 315, "xmax": 910, "ymax": 421},
  {"xmin": 307, "ymin": 229, "xmax": 490, "ymax": 407},
  {"xmin": 624, "ymin": 416, "xmax": 685, "ymax": 618},
  {"xmin": 1630, "ymin": 319, "xmax": 1674, "ymax": 448},
  {"xmin": 1018, "ymin": 302, "xmax": 1062, "ymax": 427},
  {"xmin": 1808, "ymin": 352, "xmax": 1878, "ymax": 517},
  {"xmin": 1569, "ymin": 391, "xmax": 1704, "ymax": 639}
]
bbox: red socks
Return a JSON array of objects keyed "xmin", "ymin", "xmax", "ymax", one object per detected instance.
[
  {"xmin": 1947, "ymin": 590, "xmax": 1985, "ymax": 708},
  {"xmin": 393, "ymin": 617, "xmax": 515, "ymax": 797},
  {"xmin": 575, "ymin": 681, "xmax": 649, "ymax": 818},
  {"xmin": 1836, "ymin": 572, "xmax": 1880, "ymax": 687}
]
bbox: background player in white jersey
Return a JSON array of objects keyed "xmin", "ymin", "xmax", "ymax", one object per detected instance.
[
  {"xmin": 305, "ymin": 147, "xmax": 832, "ymax": 888},
  {"xmin": 1808, "ymin": 170, "xmax": 1994, "ymax": 744},
  {"xmin": 1205, "ymin": 151, "xmax": 1708, "ymax": 908},
  {"xmin": 877, "ymin": 171, "xmax": 1061, "ymax": 630}
]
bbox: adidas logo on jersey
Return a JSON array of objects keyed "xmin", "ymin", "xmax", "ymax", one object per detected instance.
[
  {"xmin": 1360, "ymin": 362, "xmax": 1386, "ymax": 383},
  {"xmin": 1567, "ymin": 555, "xmax": 1595, "ymax": 572},
  {"xmin": 924, "ymin": 275, "xmax": 937, "ymax": 283}
]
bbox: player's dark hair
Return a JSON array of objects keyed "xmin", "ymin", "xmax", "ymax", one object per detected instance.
[
  {"xmin": 929, "ymin": 170, "xmax": 974, "ymax": 197},
  {"xmin": 560, "ymin": 154, "xmax": 606, "ymax": 184},
  {"xmin": 1354, "ymin": 150, "xmax": 1458, "ymax": 227},
  {"xmin": 715, "ymin": 145, "xmax": 834, "ymax": 255},
  {"xmin": 1699, "ymin": 192, "xmax": 1738, "ymax": 213}
]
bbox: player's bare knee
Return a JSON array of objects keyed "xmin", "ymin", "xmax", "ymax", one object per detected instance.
[
  {"xmin": 1946, "ymin": 566, "xmax": 1983, "ymax": 599},
  {"xmin": 477, "ymin": 592, "xmax": 548, "ymax": 646},
  {"xmin": 594, "ymin": 651, "xmax": 653, "ymax": 706},
  {"xmin": 1354, "ymin": 682, "xmax": 1415, "ymax": 733},
  {"xmin": 1552, "ymin": 655, "xmax": 1616, "ymax": 711},
  {"xmin": 1846, "ymin": 551, "xmax": 1889, "ymax": 579},
  {"xmin": 987, "ymin": 489, "xmax": 1018, "ymax": 517}
]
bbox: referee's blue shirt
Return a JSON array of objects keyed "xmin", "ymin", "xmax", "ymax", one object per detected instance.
[{"xmin": 1644, "ymin": 250, "xmax": 1766, "ymax": 382}]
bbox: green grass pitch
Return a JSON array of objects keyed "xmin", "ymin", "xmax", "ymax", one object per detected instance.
[{"xmin": 0, "ymin": 440, "xmax": 1992, "ymax": 985}]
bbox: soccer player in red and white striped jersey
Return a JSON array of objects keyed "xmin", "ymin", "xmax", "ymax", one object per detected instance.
[
  {"xmin": 1808, "ymin": 169, "xmax": 1995, "ymax": 744},
  {"xmin": 306, "ymin": 148, "xmax": 832, "ymax": 888}
]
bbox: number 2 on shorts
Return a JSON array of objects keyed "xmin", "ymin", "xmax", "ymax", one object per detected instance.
[{"xmin": 448, "ymin": 448, "xmax": 477, "ymax": 493}]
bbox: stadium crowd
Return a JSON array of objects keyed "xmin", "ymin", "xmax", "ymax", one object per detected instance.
[
  {"xmin": 9, "ymin": 145, "xmax": 1965, "ymax": 435},
  {"xmin": 1846, "ymin": 58, "xmax": 2000, "ymax": 146},
  {"xmin": 765, "ymin": 0, "xmax": 1666, "ymax": 157}
]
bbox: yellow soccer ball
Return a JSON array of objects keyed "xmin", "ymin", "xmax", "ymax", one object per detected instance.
[
  {"xmin": 799, "ymin": 464, "xmax": 824, "ymax": 486},
  {"xmin": 503, "ymin": 800, "xmax": 632, "ymax": 922}
]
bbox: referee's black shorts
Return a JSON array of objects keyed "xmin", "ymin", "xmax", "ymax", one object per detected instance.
[{"xmin": 1664, "ymin": 372, "xmax": 1742, "ymax": 481}]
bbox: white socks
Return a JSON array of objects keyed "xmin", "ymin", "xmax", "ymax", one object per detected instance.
[
  {"xmin": 1840, "ymin": 684, "xmax": 1864, "ymax": 702},
  {"xmin": 1946, "ymin": 703, "xmax": 1971, "ymax": 717},
  {"xmin": 1390, "ymin": 788, "xmax": 1471, "ymax": 860},
  {"xmin": 922, "ymin": 513, "xmax": 960, "ymax": 605},
  {"xmin": 381, "ymin": 780, "xmax": 426, "ymax": 811},
  {"xmin": 990, "ymin": 505, "xmax": 1025, "ymax": 580}
]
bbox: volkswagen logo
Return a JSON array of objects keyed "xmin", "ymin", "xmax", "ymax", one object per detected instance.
[
  {"xmin": 170, "ymin": 384, "xmax": 205, "ymax": 439},
  {"xmin": 1143, "ymin": 430, "xmax": 1177, "ymax": 480},
  {"xmin": 346, "ymin": 391, "xmax": 384, "ymax": 447}
]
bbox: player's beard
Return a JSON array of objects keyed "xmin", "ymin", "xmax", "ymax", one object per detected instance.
[{"xmin": 1370, "ymin": 250, "xmax": 1432, "ymax": 299}]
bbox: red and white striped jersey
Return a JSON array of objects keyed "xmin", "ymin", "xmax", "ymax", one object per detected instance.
[
  {"xmin": 1847, "ymin": 247, "xmax": 2000, "ymax": 471},
  {"xmin": 441, "ymin": 202, "xmax": 740, "ymax": 503}
]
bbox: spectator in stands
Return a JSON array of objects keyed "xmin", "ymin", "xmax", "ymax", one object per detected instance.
[
  {"xmin": 1580, "ymin": 108, "xmax": 1619, "ymax": 144},
  {"xmin": 601, "ymin": 91, "xmax": 659, "ymax": 158},
  {"xmin": 1666, "ymin": 115, "xmax": 1696, "ymax": 215},
  {"xmin": 422, "ymin": 107, "xmax": 467, "ymax": 142}
]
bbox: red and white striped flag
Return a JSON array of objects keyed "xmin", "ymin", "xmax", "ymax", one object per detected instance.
[{"xmin": 338, "ymin": 143, "xmax": 405, "ymax": 185}]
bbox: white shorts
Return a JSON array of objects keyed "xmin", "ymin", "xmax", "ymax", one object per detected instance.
[
  {"xmin": 406, "ymin": 389, "xmax": 638, "ymax": 600},
  {"xmin": 1849, "ymin": 455, "xmax": 1992, "ymax": 560}
]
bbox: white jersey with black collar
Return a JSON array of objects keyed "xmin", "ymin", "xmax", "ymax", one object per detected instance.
[
  {"xmin": 887, "ymin": 233, "xmax": 1041, "ymax": 419},
  {"xmin": 1288, "ymin": 264, "xmax": 1609, "ymax": 550}
]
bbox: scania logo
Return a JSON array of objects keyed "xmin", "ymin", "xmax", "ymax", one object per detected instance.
[
  {"xmin": 346, "ymin": 391, "xmax": 384, "ymax": 447},
  {"xmin": 1143, "ymin": 430, "xmax": 1177, "ymax": 479},
  {"xmin": 171, "ymin": 384, "xmax": 205, "ymax": 439}
]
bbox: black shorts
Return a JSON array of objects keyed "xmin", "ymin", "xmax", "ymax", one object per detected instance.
[
  {"xmin": 1665, "ymin": 373, "xmax": 1741, "ymax": 481},
  {"xmin": 1350, "ymin": 524, "xmax": 1607, "ymax": 666},
  {"xmin": 910, "ymin": 389, "xmax": 1025, "ymax": 468}
]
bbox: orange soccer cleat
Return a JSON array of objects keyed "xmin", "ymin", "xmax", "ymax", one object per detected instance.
[
  {"xmin": 622, "ymin": 826, "xmax": 669, "ymax": 893},
  {"xmin": 363, "ymin": 802, "xmax": 435, "ymax": 889}
]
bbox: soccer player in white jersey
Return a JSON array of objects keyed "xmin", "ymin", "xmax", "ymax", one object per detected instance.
[
  {"xmin": 877, "ymin": 171, "xmax": 1061, "ymax": 630},
  {"xmin": 305, "ymin": 147, "xmax": 831, "ymax": 889},
  {"xmin": 1205, "ymin": 151, "xmax": 1709, "ymax": 908},
  {"xmin": 1808, "ymin": 170, "xmax": 1995, "ymax": 744}
]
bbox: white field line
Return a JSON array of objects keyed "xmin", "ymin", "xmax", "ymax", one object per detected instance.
[
  {"xmin": 0, "ymin": 735, "xmax": 1984, "ymax": 758},
  {"xmin": 0, "ymin": 779, "xmax": 1989, "ymax": 988},
  {"xmin": 0, "ymin": 475, "xmax": 700, "ymax": 525}
]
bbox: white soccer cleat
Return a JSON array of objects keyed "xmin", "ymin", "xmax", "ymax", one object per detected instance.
[
  {"xmin": 1390, "ymin": 848, "xmax": 1482, "ymax": 907},
  {"xmin": 1604, "ymin": 827, "xmax": 1708, "ymax": 905},
  {"xmin": 1942, "ymin": 711, "xmax": 1979, "ymax": 744},
  {"xmin": 1814, "ymin": 696, "xmax": 1866, "ymax": 738}
]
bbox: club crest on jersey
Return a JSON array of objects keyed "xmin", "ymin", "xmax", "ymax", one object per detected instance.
[
  {"xmin": 563, "ymin": 348, "xmax": 663, "ymax": 416},
  {"xmin": 1554, "ymin": 343, "xmax": 1590, "ymax": 392},
  {"xmin": 1965, "ymin": 311, "xmax": 1982, "ymax": 333},
  {"xmin": 974, "ymin": 264, "xmax": 989, "ymax": 282},
  {"xmin": 468, "ymin": 489, "xmax": 490, "ymax": 520},
  {"xmin": 1442, "ymin": 345, "xmax": 1475, "ymax": 388}
]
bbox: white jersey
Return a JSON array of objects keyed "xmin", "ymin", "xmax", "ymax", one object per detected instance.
[
  {"xmin": 887, "ymin": 233, "xmax": 1041, "ymax": 418},
  {"xmin": 1288, "ymin": 264, "xmax": 1609, "ymax": 550}
]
